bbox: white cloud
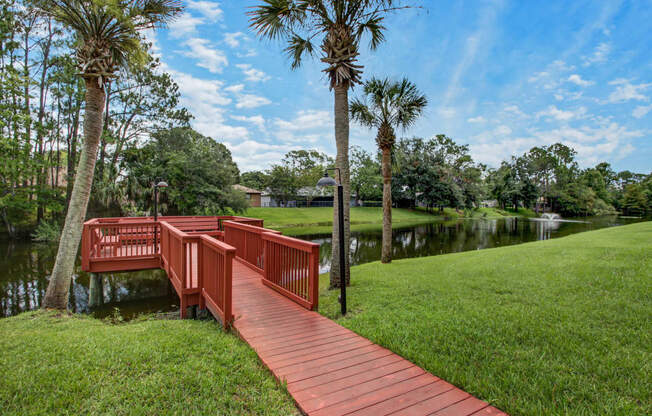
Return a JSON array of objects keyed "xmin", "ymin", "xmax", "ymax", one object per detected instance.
[
  {"xmin": 503, "ymin": 105, "xmax": 528, "ymax": 118},
  {"xmin": 568, "ymin": 74, "xmax": 594, "ymax": 87},
  {"xmin": 225, "ymin": 84, "xmax": 245, "ymax": 94},
  {"xmin": 583, "ymin": 42, "xmax": 611, "ymax": 66},
  {"xmin": 528, "ymin": 60, "xmax": 576, "ymax": 90},
  {"xmin": 236, "ymin": 94, "xmax": 271, "ymax": 109},
  {"xmin": 237, "ymin": 49, "xmax": 258, "ymax": 58},
  {"xmin": 470, "ymin": 122, "xmax": 643, "ymax": 168},
  {"xmin": 528, "ymin": 71, "xmax": 549, "ymax": 83},
  {"xmin": 537, "ymin": 105, "xmax": 587, "ymax": 121},
  {"xmin": 607, "ymin": 79, "xmax": 651, "ymax": 103},
  {"xmin": 187, "ymin": 1, "xmax": 223, "ymax": 21},
  {"xmin": 182, "ymin": 38, "xmax": 228, "ymax": 73},
  {"xmin": 226, "ymin": 140, "xmax": 302, "ymax": 171},
  {"xmin": 437, "ymin": 107, "xmax": 456, "ymax": 119},
  {"xmin": 166, "ymin": 70, "xmax": 251, "ymax": 141},
  {"xmin": 273, "ymin": 110, "xmax": 331, "ymax": 131},
  {"xmin": 170, "ymin": 70, "xmax": 230, "ymax": 107},
  {"xmin": 467, "ymin": 116, "xmax": 487, "ymax": 123},
  {"xmin": 169, "ymin": 13, "xmax": 204, "ymax": 38},
  {"xmin": 632, "ymin": 104, "xmax": 652, "ymax": 119},
  {"xmin": 224, "ymin": 32, "xmax": 245, "ymax": 48},
  {"xmin": 270, "ymin": 110, "xmax": 333, "ymax": 145},
  {"xmin": 231, "ymin": 115, "xmax": 266, "ymax": 130},
  {"xmin": 236, "ymin": 63, "xmax": 271, "ymax": 82},
  {"xmin": 494, "ymin": 125, "xmax": 512, "ymax": 135}
]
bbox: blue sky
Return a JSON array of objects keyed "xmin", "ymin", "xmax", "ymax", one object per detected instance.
[{"xmin": 149, "ymin": 0, "xmax": 651, "ymax": 173}]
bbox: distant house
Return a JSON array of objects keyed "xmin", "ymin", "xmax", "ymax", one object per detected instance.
[{"xmin": 233, "ymin": 184, "xmax": 262, "ymax": 207}]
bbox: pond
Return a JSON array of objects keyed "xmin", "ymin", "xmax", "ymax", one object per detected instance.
[
  {"xmin": 304, "ymin": 215, "xmax": 646, "ymax": 273},
  {"xmin": 0, "ymin": 215, "xmax": 644, "ymax": 318},
  {"xmin": 0, "ymin": 242, "xmax": 178, "ymax": 319}
]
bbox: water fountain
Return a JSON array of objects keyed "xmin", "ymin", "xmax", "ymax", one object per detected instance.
[
  {"xmin": 532, "ymin": 212, "xmax": 588, "ymax": 224},
  {"xmin": 540, "ymin": 213, "xmax": 561, "ymax": 221}
]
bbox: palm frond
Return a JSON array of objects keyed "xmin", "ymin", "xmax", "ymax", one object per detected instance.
[
  {"xmin": 248, "ymin": 0, "xmax": 306, "ymax": 40},
  {"xmin": 351, "ymin": 76, "xmax": 427, "ymax": 137},
  {"xmin": 350, "ymin": 97, "xmax": 377, "ymax": 128},
  {"xmin": 36, "ymin": 0, "xmax": 182, "ymax": 82},
  {"xmin": 284, "ymin": 33, "xmax": 314, "ymax": 69}
]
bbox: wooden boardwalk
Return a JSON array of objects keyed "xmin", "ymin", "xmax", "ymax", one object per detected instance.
[{"xmin": 231, "ymin": 261, "xmax": 506, "ymax": 416}]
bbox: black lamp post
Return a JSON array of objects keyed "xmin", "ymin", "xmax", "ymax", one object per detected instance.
[
  {"xmin": 153, "ymin": 181, "xmax": 168, "ymax": 252},
  {"xmin": 316, "ymin": 169, "xmax": 346, "ymax": 315}
]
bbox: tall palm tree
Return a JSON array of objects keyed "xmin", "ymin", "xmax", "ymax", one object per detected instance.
[
  {"xmin": 249, "ymin": 0, "xmax": 406, "ymax": 287},
  {"xmin": 350, "ymin": 77, "xmax": 427, "ymax": 263},
  {"xmin": 40, "ymin": 0, "xmax": 182, "ymax": 310}
]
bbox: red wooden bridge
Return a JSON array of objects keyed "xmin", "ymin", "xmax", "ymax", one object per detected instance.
[{"xmin": 81, "ymin": 216, "xmax": 506, "ymax": 416}]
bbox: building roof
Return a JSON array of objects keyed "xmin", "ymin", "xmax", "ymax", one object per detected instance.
[{"xmin": 233, "ymin": 184, "xmax": 262, "ymax": 194}]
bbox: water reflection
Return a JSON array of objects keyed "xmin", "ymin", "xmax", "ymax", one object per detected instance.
[
  {"xmin": 305, "ymin": 216, "xmax": 643, "ymax": 273},
  {"xmin": 0, "ymin": 242, "xmax": 178, "ymax": 318}
]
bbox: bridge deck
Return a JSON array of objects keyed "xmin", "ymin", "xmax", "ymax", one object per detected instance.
[{"xmin": 231, "ymin": 261, "xmax": 506, "ymax": 416}]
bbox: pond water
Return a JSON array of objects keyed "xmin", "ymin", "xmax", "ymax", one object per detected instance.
[
  {"xmin": 0, "ymin": 215, "xmax": 644, "ymax": 318},
  {"xmin": 305, "ymin": 215, "xmax": 645, "ymax": 274},
  {"xmin": 0, "ymin": 243, "xmax": 178, "ymax": 319}
]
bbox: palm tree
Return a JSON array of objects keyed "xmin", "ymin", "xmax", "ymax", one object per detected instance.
[
  {"xmin": 350, "ymin": 77, "xmax": 427, "ymax": 263},
  {"xmin": 40, "ymin": 0, "xmax": 182, "ymax": 310},
  {"xmin": 249, "ymin": 0, "xmax": 407, "ymax": 287}
]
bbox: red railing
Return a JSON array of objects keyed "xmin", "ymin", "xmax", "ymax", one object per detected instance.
[
  {"xmin": 81, "ymin": 214, "xmax": 321, "ymax": 320},
  {"xmin": 160, "ymin": 221, "xmax": 234, "ymax": 323},
  {"xmin": 222, "ymin": 221, "xmax": 281, "ymax": 273},
  {"xmin": 262, "ymin": 233, "xmax": 320, "ymax": 310},
  {"xmin": 198, "ymin": 235, "xmax": 235, "ymax": 327},
  {"xmin": 81, "ymin": 219, "xmax": 160, "ymax": 271}
]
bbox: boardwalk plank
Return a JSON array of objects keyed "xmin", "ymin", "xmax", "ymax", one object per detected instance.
[
  {"xmin": 310, "ymin": 373, "xmax": 437, "ymax": 416},
  {"xmin": 389, "ymin": 389, "xmax": 470, "ymax": 416},
  {"xmin": 227, "ymin": 260, "xmax": 507, "ymax": 416},
  {"xmin": 432, "ymin": 397, "xmax": 489, "ymax": 415},
  {"xmin": 349, "ymin": 381, "xmax": 455, "ymax": 416}
]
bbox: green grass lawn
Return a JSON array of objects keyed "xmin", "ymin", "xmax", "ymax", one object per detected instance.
[
  {"xmin": 0, "ymin": 312, "xmax": 297, "ymax": 415},
  {"xmin": 245, "ymin": 206, "xmax": 533, "ymax": 235},
  {"xmin": 319, "ymin": 222, "xmax": 652, "ymax": 415}
]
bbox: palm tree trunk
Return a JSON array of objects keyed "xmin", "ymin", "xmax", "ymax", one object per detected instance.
[
  {"xmin": 381, "ymin": 146, "xmax": 392, "ymax": 263},
  {"xmin": 330, "ymin": 84, "xmax": 351, "ymax": 288},
  {"xmin": 43, "ymin": 79, "xmax": 105, "ymax": 310}
]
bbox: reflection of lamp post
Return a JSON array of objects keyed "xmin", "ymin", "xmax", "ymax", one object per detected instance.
[
  {"xmin": 153, "ymin": 181, "xmax": 168, "ymax": 252},
  {"xmin": 316, "ymin": 169, "xmax": 346, "ymax": 315}
]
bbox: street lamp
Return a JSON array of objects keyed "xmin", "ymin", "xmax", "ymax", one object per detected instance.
[
  {"xmin": 153, "ymin": 181, "xmax": 168, "ymax": 253},
  {"xmin": 316, "ymin": 169, "xmax": 346, "ymax": 315},
  {"xmin": 153, "ymin": 180, "xmax": 168, "ymax": 222}
]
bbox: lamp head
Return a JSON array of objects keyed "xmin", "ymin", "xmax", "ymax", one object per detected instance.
[{"xmin": 316, "ymin": 172, "xmax": 338, "ymax": 187}]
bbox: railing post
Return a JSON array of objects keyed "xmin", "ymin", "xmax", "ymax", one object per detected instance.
[
  {"xmin": 310, "ymin": 244, "xmax": 320, "ymax": 311},
  {"xmin": 223, "ymin": 249, "xmax": 234, "ymax": 329},
  {"xmin": 81, "ymin": 224, "xmax": 90, "ymax": 271},
  {"xmin": 263, "ymin": 237, "xmax": 270, "ymax": 282},
  {"xmin": 180, "ymin": 240, "xmax": 187, "ymax": 319},
  {"xmin": 198, "ymin": 237, "xmax": 205, "ymax": 311}
]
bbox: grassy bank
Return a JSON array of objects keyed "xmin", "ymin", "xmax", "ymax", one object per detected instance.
[
  {"xmin": 246, "ymin": 206, "xmax": 439, "ymax": 235},
  {"xmin": 0, "ymin": 312, "xmax": 297, "ymax": 415},
  {"xmin": 246, "ymin": 206, "xmax": 532, "ymax": 235},
  {"xmin": 319, "ymin": 222, "xmax": 652, "ymax": 415}
]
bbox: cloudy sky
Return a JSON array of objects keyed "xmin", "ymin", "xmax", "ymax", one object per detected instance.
[{"xmin": 150, "ymin": 0, "xmax": 651, "ymax": 173}]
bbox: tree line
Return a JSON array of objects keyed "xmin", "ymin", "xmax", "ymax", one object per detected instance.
[
  {"xmin": 245, "ymin": 138, "xmax": 652, "ymax": 218},
  {"xmin": 0, "ymin": 1, "xmax": 248, "ymax": 239}
]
